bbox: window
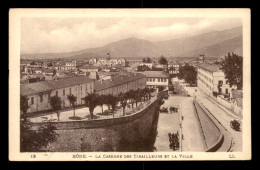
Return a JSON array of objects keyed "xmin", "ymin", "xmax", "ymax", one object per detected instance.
[
  {"xmin": 164, "ymin": 78, "xmax": 166, "ymax": 82},
  {"xmin": 31, "ymin": 97, "xmax": 34, "ymax": 104},
  {"xmin": 226, "ymin": 80, "xmax": 229, "ymax": 84},
  {"xmin": 153, "ymin": 78, "xmax": 155, "ymax": 82},
  {"xmin": 218, "ymin": 80, "xmax": 223, "ymax": 85},
  {"xmin": 56, "ymin": 91, "xmax": 58, "ymax": 96},
  {"xmin": 225, "ymin": 89, "xmax": 229, "ymax": 94},
  {"xmin": 81, "ymin": 86, "xmax": 82, "ymax": 91},
  {"xmin": 75, "ymin": 87, "xmax": 78, "ymax": 91},
  {"xmin": 158, "ymin": 78, "xmax": 160, "ymax": 82},
  {"xmin": 63, "ymin": 89, "xmax": 65, "ymax": 96},
  {"xmin": 40, "ymin": 95, "xmax": 43, "ymax": 102}
]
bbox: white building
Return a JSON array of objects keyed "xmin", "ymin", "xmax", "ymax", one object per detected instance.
[
  {"xmin": 139, "ymin": 63, "xmax": 154, "ymax": 68},
  {"xmin": 168, "ymin": 63, "xmax": 180, "ymax": 74},
  {"xmin": 197, "ymin": 63, "xmax": 232, "ymax": 97},
  {"xmin": 21, "ymin": 76, "xmax": 95, "ymax": 113},
  {"xmin": 141, "ymin": 71, "xmax": 170, "ymax": 89}
]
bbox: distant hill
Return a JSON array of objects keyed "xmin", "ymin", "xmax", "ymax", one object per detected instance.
[
  {"xmin": 21, "ymin": 26, "xmax": 243, "ymax": 60},
  {"xmin": 179, "ymin": 36, "xmax": 242, "ymax": 58}
]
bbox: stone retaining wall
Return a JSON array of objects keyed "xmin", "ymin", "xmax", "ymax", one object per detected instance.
[{"xmin": 29, "ymin": 91, "xmax": 168, "ymax": 152}]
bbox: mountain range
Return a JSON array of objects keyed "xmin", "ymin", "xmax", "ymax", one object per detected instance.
[{"xmin": 21, "ymin": 26, "xmax": 242, "ymax": 60}]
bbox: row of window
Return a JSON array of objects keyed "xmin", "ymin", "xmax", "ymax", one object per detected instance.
[
  {"xmin": 198, "ymin": 71, "xmax": 213, "ymax": 83},
  {"xmin": 32, "ymin": 84, "xmax": 93, "ymax": 104},
  {"xmin": 147, "ymin": 78, "xmax": 167, "ymax": 82},
  {"xmin": 198, "ymin": 77, "xmax": 212, "ymax": 90}
]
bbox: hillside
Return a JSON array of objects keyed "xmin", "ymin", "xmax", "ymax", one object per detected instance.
[
  {"xmin": 179, "ymin": 36, "xmax": 242, "ymax": 58},
  {"xmin": 21, "ymin": 26, "xmax": 243, "ymax": 60}
]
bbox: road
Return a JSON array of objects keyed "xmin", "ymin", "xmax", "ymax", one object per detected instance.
[
  {"xmin": 181, "ymin": 97, "xmax": 207, "ymax": 152},
  {"xmin": 184, "ymin": 87, "xmax": 242, "ymax": 152},
  {"xmin": 154, "ymin": 95, "xmax": 206, "ymax": 152}
]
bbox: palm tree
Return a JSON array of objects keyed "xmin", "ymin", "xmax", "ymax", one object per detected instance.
[
  {"xmin": 50, "ymin": 96, "xmax": 62, "ymax": 121},
  {"xmin": 67, "ymin": 94, "xmax": 77, "ymax": 117},
  {"xmin": 83, "ymin": 93, "xmax": 99, "ymax": 119}
]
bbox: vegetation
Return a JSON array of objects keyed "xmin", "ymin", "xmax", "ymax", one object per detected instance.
[
  {"xmin": 178, "ymin": 64, "xmax": 197, "ymax": 84},
  {"xmin": 220, "ymin": 52, "xmax": 243, "ymax": 90},
  {"xmin": 118, "ymin": 92, "xmax": 128, "ymax": 116},
  {"xmin": 142, "ymin": 57, "xmax": 152, "ymax": 63},
  {"xmin": 158, "ymin": 55, "xmax": 168, "ymax": 65},
  {"xmin": 136, "ymin": 65, "xmax": 163, "ymax": 72},
  {"xmin": 67, "ymin": 94, "xmax": 77, "ymax": 117},
  {"xmin": 97, "ymin": 95, "xmax": 106, "ymax": 114},
  {"xmin": 83, "ymin": 93, "xmax": 99, "ymax": 119},
  {"xmin": 50, "ymin": 96, "xmax": 62, "ymax": 121},
  {"xmin": 20, "ymin": 122, "xmax": 58, "ymax": 152},
  {"xmin": 20, "ymin": 95, "xmax": 30, "ymax": 121},
  {"xmin": 158, "ymin": 86, "xmax": 165, "ymax": 92}
]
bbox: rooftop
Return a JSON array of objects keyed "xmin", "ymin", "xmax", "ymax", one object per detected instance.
[
  {"xmin": 140, "ymin": 71, "xmax": 169, "ymax": 78},
  {"xmin": 94, "ymin": 73, "xmax": 146, "ymax": 92},
  {"xmin": 198, "ymin": 63, "xmax": 220, "ymax": 72},
  {"xmin": 21, "ymin": 76, "xmax": 94, "ymax": 96}
]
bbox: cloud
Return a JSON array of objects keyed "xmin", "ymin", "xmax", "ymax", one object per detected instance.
[{"xmin": 21, "ymin": 17, "xmax": 242, "ymax": 54}]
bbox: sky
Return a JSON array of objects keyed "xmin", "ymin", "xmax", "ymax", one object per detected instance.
[{"xmin": 21, "ymin": 17, "xmax": 242, "ymax": 54}]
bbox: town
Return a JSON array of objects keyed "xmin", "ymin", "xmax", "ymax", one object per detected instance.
[{"xmin": 20, "ymin": 51, "xmax": 243, "ymax": 152}]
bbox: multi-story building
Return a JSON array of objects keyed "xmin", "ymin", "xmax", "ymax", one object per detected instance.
[
  {"xmin": 168, "ymin": 63, "xmax": 180, "ymax": 75},
  {"xmin": 20, "ymin": 76, "xmax": 95, "ymax": 113},
  {"xmin": 197, "ymin": 63, "xmax": 232, "ymax": 96},
  {"xmin": 141, "ymin": 71, "xmax": 170, "ymax": 89},
  {"xmin": 64, "ymin": 61, "xmax": 86, "ymax": 70},
  {"xmin": 89, "ymin": 55, "xmax": 127, "ymax": 67},
  {"xmin": 94, "ymin": 73, "xmax": 146, "ymax": 96}
]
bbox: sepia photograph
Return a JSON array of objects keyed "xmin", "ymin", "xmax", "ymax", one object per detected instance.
[{"xmin": 9, "ymin": 8, "xmax": 251, "ymax": 161}]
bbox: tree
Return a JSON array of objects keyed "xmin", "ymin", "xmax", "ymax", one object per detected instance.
[
  {"xmin": 133, "ymin": 89, "xmax": 142, "ymax": 107},
  {"xmin": 20, "ymin": 122, "xmax": 58, "ymax": 152},
  {"xmin": 220, "ymin": 52, "xmax": 243, "ymax": 90},
  {"xmin": 20, "ymin": 95, "xmax": 30, "ymax": 122},
  {"xmin": 103, "ymin": 94, "xmax": 118, "ymax": 118},
  {"xmin": 178, "ymin": 64, "xmax": 197, "ymax": 84},
  {"xmin": 158, "ymin": 86, "xmax": 165, "ymax": 92},
  {"xmin": 83, "ymin": 93, "xmax": 99, "ymax": 119},
  {"xmin": 97, "ymin": 95, "xmax": 106, "ymax": 114},
  {"xmin": 142, "ymin": 57, "xmax": 152, "ymax": 63},
  {"xmin": 145, "ymin": 87, "xmax": 155, "ymax": 99},
  {"xmin": 118, "ymin": 92, "xmax": 127, "ymax": 116},
  {"xmin": 126, "ymin": 90, "xmax": 135, "ymax": 110},
  {"xmin": 146, "ymin": 57, "xmax": 152, "ymax": 63},
  {"xmin": 50, "ymin": 96, "xmax": 62, "ymax": 121},
  {"xmin": 158, "ymin": 55, "xmax": 168, "ymax": 65},
  {"xmin": 67, "ymin": 94, "xmax": 77, "ymax": 117}
]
